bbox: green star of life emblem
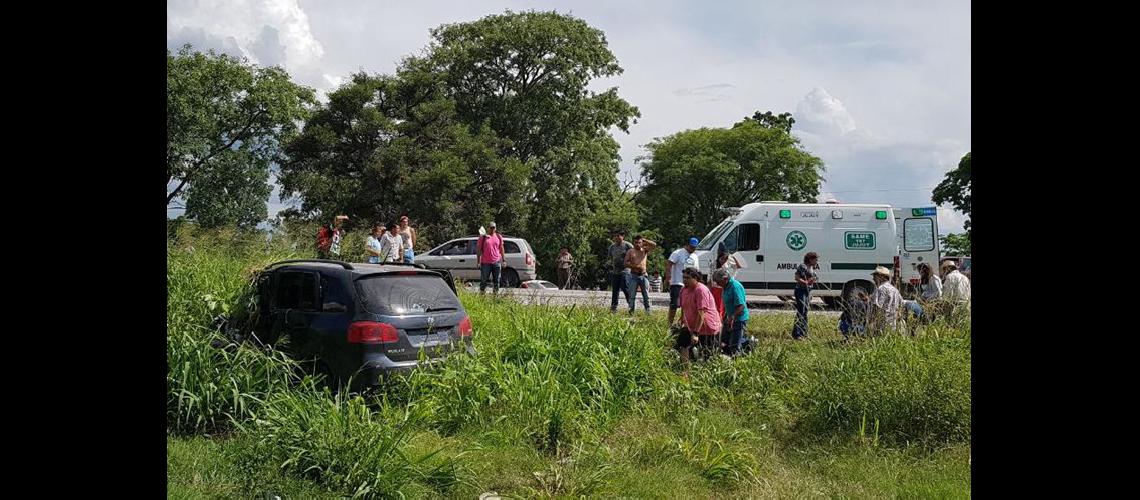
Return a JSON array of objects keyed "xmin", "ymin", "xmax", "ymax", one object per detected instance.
[{"xmin": 786, "ymin": 231, "xmax": 806, "ymax": 251}]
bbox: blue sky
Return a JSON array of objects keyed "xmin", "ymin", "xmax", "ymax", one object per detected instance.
[{"xmin": 168, "ymin": 0, "xmax": 971, "ymax": 233}]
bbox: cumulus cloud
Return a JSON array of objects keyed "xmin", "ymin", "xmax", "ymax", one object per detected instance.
[
  {"xmin": 166, "ymin": 1, "xmax": 970, "ymax": 233},
  {"xmin": 167, "ymin": 0, "xmax": 327, "ymax": 88},
  {"xmin": 791, "ymin": 87, "xmax": 968, "ymax": 234}
]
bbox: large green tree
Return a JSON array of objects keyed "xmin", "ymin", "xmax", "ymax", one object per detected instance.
[
  {"xmin": 420, "ymin": 11, "xmax": 640, "ymax": 277},
  {"xmin": 932, "ymin": 151, "xmax": 971, "ymax": 254},
  {"xmin": 278, "ymin": 72, "xmax": 530, "ymax": 249},
  {"xmin": 167, "ymin": 45, "xmax": 315, "ymax": 228},
  {"xmin": 933, "ymin": 152, "xmax": 971, "ymax": 233},
  {"xmin": 279, "ymin": 11, "xmax": 641, "ymax": 284},
  {"xmin": 637, "ymin": 119, "xmax": 825, "ymax": 247}
]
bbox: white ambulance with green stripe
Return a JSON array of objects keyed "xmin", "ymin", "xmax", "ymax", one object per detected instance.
[{"xmin": 691, "ymin": 202, "xmax": 939, "ymax": 307}]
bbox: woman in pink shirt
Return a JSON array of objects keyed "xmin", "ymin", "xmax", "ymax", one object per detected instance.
[{"xmin": 674, "ymin": 267, "xmax": 722, "ymax": 363}]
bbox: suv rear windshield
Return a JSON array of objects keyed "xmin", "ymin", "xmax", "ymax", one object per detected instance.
[{"xmin": 355, "ymin": 273, "xmax": 462, "ymax": 315}]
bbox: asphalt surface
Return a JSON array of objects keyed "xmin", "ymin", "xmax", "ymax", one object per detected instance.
[{"xmin": 465, "ymin": 284, "xmax": 841, "ymax": 316}]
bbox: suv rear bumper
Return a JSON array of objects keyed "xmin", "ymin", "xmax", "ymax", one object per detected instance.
[{"xmin": 358, "ymin": 344, "xmax": 477, "ymax": 385}]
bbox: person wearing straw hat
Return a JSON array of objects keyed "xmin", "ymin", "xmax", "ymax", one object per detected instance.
[
  {"xmin": 868, "ymin": 266, "xmax": 903, "ymax": 335},
  {"xmin": 940, "ymin": 259, "xmax": 971, "ymax": 323}
]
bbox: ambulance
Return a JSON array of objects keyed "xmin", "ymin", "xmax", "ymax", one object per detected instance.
[{"xmin": 690, "ymin": 202, "xmax": 939, "ymax": 306}]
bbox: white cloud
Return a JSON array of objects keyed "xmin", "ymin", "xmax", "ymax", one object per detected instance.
[
  {"xmin": 790, "ymin": 87, "xmax": 968, "ymax": 234},
  {"xmin": 167, "ymin": 0, "xmax": 970, "ymax": 233},
  {"xmin": 796, "ymin": 87, "xmax": 858, "ymax": 137},
  {"xmin": 167, "ymin": 0, "xmax": 327, "ymax": 88},
  {"xmin": 937, "ymin": 206, "xmax": 968, "ymax": 235}
]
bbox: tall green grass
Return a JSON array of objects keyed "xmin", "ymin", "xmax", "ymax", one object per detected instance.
[
  {"xmin": 796, "ymin": 328, "xmax": 972, "ymax": 445},
  {"xmin": 167, "ymin": 229, "xmax": 972, "ymax": 496},
  {"xmin": 235, "ymin": 389, "xmax": 469, "ymax": 498},
  {"xmin": 167, "ymin": 227, "xmax": 305, "ymax": 434}
]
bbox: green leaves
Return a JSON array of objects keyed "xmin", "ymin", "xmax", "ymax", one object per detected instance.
[
  {"xmin": 167, "ymin": 45, "xmax": 316, "ymax": 228},
  {"xmin": 638, "ymin": 120, "xmax": 825, "ymax": 247},
  {"xmin": 276, "ymin": 11, "xmax": 640, "ymax": 286},
  {"xmin": 932, "ymin": 152, "xmax": 971, "ymax": 234}
]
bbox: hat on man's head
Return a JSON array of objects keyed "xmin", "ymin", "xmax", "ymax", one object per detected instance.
[
  {"xmin": 941, "ymin": 259, "xmax": 958, "ymax": 270},
  {"xmin": 489, "ymin": 221, "xmax": 497, "ymax": 228},
  {"xmin": 871, "ymin": 266, "xmax": 892, "ymax": 278},
  {"xmin": 688, "ymin": 237, "xmax": 699, "ymax": 246}
]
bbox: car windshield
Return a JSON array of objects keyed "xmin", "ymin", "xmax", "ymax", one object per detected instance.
[
  {"xmin": 355, "ymin": 273, "xmax": 462, "ymax": 315},
  {"xmin": 696, "ymin": 220, "xmax": 733, "ymax": 251}
]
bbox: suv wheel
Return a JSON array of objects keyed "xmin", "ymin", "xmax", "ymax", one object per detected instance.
[{"xmin": 502, "ymin": 268, "xmax": 520, "ymax": 288}]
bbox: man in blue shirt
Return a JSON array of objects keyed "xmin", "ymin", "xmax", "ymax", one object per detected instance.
[{"xmin": 712, "ymin": 268, "xmax": 749, "ymax": 356}]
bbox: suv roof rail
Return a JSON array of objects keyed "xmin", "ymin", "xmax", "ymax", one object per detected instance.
[
  {"xmin": 267, "ymin": 259, "xmax": 355, "ymax": 270},
  {"xmin": 372, "ymin": 262, "xmax": 429, "ymax": 270}
]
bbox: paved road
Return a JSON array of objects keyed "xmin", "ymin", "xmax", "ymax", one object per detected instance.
[{"xmin": 464, "ymin": 285, "xmax": 840, "ymax": 316}]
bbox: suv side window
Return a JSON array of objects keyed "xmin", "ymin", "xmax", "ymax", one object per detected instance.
[
  {"xmin": 504, "ymin": 241, "xmax": 521, "ymax": 254},
  {"xmin": 320, "ymin": 275, "xmax": 350, "ymax": 312},
  {"xmin": 274, "ymin": 271, "xmax": 319, "ymax": 311}
]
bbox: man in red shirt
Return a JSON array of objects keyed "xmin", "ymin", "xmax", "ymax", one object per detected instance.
[{"xmin": 317, "ymin": 215, "xmax": 348, "ymax": 259}]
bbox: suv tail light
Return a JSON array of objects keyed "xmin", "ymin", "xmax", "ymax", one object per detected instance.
[
  {"xmin": 458, "ymin": 316, "xmax": 473, "ymax": 337},
  {"xmin": 348, "ymin": 321, "xmax": 399, "ymax": 344},
  {"xmin": 526, "ymin": 252, "xmax": 534, "ymax": 267}
]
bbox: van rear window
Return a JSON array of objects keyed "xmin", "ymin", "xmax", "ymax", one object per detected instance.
[
  {"xmin": 903, "ymin": 218, "xmax": 935, "ymax": 252},
  {"xmin": 355, "ymin": 273, "xmax": 462, "ymax": 315}
]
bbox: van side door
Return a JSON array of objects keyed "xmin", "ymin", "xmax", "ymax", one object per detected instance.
[{"xmin": 896, "ymin": 207, "xmax": 940, "ymax": 294}]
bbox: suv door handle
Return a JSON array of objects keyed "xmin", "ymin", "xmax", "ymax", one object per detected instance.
[
  {"xmin": 756, "ymin": 255, "xmax": 764, "ymax": 262},
  {"xmin": 457, "ymin": 259, "xmax": 466, "ymax": 263}
]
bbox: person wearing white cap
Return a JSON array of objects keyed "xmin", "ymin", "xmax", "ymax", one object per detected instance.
[
  {"xmin": 666, "ymin": 237, "xmax": 699, "ymax": 325},
  {"xmin": 868, "ymin": 266, "xmax": 903, "ymax": 335},
  {"xmin": 477, "ymin": 221, "xmax": 506, "ymax": 294}
]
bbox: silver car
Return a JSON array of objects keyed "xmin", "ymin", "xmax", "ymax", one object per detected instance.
[{"xmin": 417, "ymin": 236, "xmax": 538, "ymax": 287}]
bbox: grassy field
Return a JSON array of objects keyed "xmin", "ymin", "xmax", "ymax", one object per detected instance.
[{"xmin": 167, "ymin": 229, "xmax": 971, "ymax": 498}]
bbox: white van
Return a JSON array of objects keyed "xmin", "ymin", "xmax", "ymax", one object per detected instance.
[
  {"xmin": 893, "ymin": 206, "xmax": 941, "ymax": 293},
  {"xmin": 690, "ymin": 202, "xmax": 938, "ymax": 306}
]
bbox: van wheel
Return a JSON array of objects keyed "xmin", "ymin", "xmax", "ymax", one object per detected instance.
[
  {"xmin": 503, "ymin": 268, "xmax": 520, "ymax": 288},
  {"xmin": 841, "ymin": 280, "xmax": 874, "ymax": 308}
]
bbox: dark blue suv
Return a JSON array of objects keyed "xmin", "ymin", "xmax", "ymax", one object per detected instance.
[{"xmin": 249, "ymin": 259, "xmax": 475, "ymax": 389}]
